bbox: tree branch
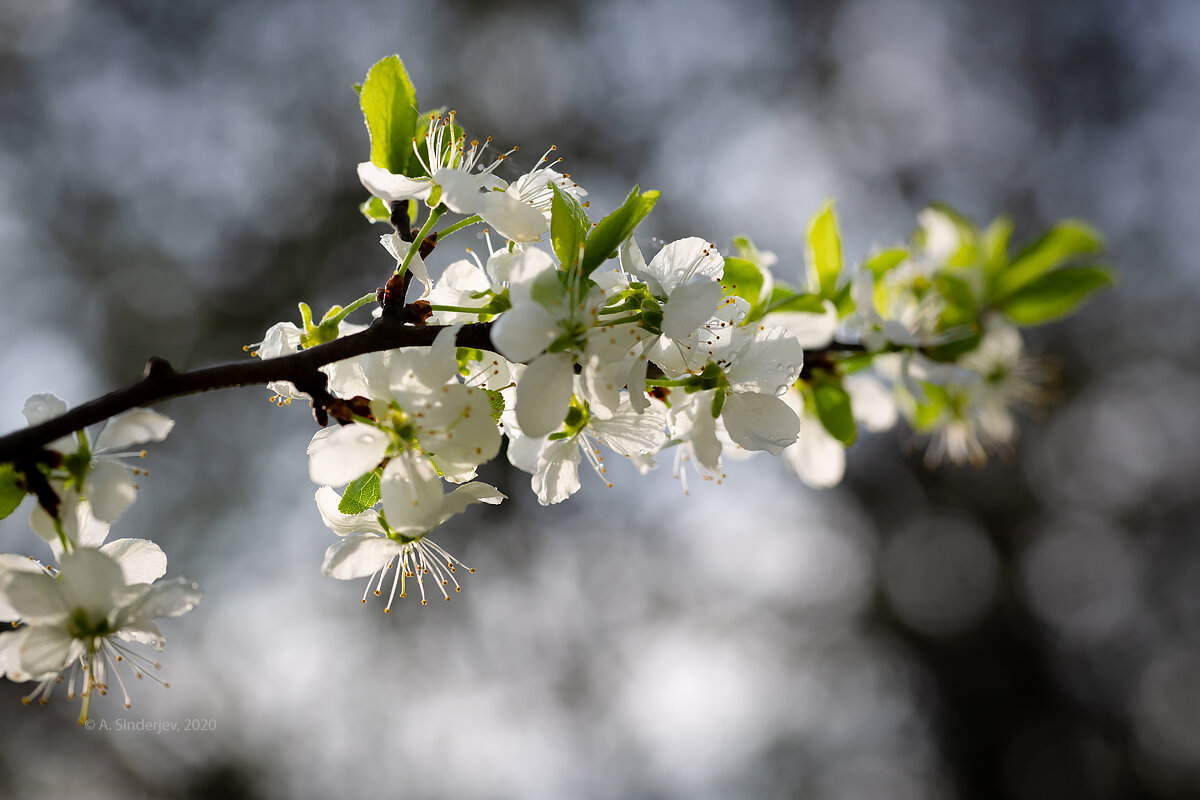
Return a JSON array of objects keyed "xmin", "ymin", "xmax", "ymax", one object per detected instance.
[{"xmin": 0, "ymin": 318, "xmax": 495, "ymax": 463}]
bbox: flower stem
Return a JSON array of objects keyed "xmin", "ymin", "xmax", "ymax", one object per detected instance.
[
  {"xmin": 437, "ymin": 214, "xmax": 482, "ymax": 239},
  {"xmin": 331, "ymin": 293, "xmax": 379, "ymax": 324},
  {"xmin": 644, "ymin": 378, "xmax": 689, "ymax": 388},
  {"xmin": 428, "ymin": 304, "xmax": 491, "ymax": 315},
  {"xmin": 601, "ymin": 314, "xmax": 642, "ymax": 327},
  {"xmin": 399, "ymin": 208, "xmax": 444, "ymax": 278}
]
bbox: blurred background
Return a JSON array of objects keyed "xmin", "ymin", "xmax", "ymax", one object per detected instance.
[{"xmin": 0, "ymin": 0, "xmax": 1196, "ymax": 798}]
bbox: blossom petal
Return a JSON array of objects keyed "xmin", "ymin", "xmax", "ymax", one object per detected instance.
[
  {"xmin": 439, "ymin": 482, "xmax": 507, "ymax": 521},
  {"xmin": 532, "ymin": 438, "xmax": 581, "ymax": 506},
  {"xmin": 93, "ymin": 408, "xmax": 174, "ymax": 451},
  {"xmin": 2, "ymin": 571, "xmax": 68, "ymax": 624},
  {"xmin": 491, "ymin": 302, "xmax": 558, "ymax": 363},
  {"xmin": 21, "ymin": 393, "xmax": 67, "ymax": 426},
  {"xmin": 357, "ymin": 162, "xmax": 431, "ymax": 203},
  {"xmin": 321, "ymin": 535, "xmax": 400, "ymax": 580},
  {"xmin": 722, "ymin": 391, "xmax": 801, "ymax": 455},
  {"xmin": 644, "ymin": 237, "xmax": 723, "ymax": 295},
  {"xmin": 382, "ymin": 232, "xmax": 431, "ymax": 296},
  {"xmin": 56, "ymin": 548, "xmax": 130, "ymax": 622},
  {"xmin": 784, "ymin": 413, "xmax": 847, "ymax": 488},
  {"xmin": 662, "ymin": 279, "xmax": 723, "ymax": 341},
  {"xmin": 85, "ymin": 459, "xmax": 137, "ymax": 522},
  {"xmin": 314, "ymin": 486, "xmax": 385, "ymax": 537},
  {"xmin": 768, "ymin": 300, "xmax": 838, "ymax": 349},
  {"xmin": 18, "ymin": 626, "xmax": 74, "ymax": 676},
  {"xmin": 379, "ymin": 453, "xmax": 444, "ymax": 536},
  {"xmin": 845, "ymin": 374, "xmax": 898, "ymax": 432},
  {"xmin": 0, "ymin": 555, "xmax": 47, "ymax": 622},
  {"xmin": 307, "ymin": 424, "xmax": 389, "ymax": 487},
  {"xmin": 100, "ymin": 538, "xmax": 168, "ymax": 585},
  {"xmin": 481, "ymin": 191, "xmax": 549, "ymax": 243},
  {"xmin": 515, "ymin": 353, "xmax": 574, "ymax": 438}
]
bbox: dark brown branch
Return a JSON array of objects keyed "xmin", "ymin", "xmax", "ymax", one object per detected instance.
[{"xmin": 0, "ymin": 319, "xmax": 495, "ymax": 463}]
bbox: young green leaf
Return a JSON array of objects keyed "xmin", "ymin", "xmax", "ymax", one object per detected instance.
[
  {"xmin": 338, "ymin": 470, "xmax": 382, "ymax": 515},
  {"xmin": 810, "ymin": 375, "xmax": 857, "ymax": 446},
  {"xmin": 550, "ymin": 183, "xmax": 590, "ymax": 271},
  {"xmin": 581, "ymin": 186, "xmax": 659, "ymax": 275},
  {"xmin": 994, "ymin": 220, "xmax": 1103, "ymax": 299},
  {"xmin": 807, "ymin": 200, "xmax": 843, "ymax": 299},
  {"xmin": 982, "ymin": 215, "xmax": 1014, "ymax": 281},
  {"xmin": 359, "ymin": 196, "xmax": 391, "ymax": 224},
  {"xmin": 767, "ymin": 292, "xmax": 827, "ymax": 315},
  {"xmin": 721, "ymin": 256, "xmax": 765, "ymax": 312},
  {"xmin": 0, "ymin": 463, "xmax": 24, "ymax": 520},
  {"xmin": 862, "ymin": 248, "xmax": 908, "ymax": 278},
  {"xmin": 359, "ymin": 55, "xmax": 419, "ymax": 176},
  {"xmin": 1000, "ymin": 265, "xmax": 1114, "ymax": 326}
]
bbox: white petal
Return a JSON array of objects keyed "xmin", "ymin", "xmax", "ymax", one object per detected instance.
[
  {"xmin": 382, "ymin": 232, "xmax": 431, "ymax": 296},
  {"xmin": 578, "ymin": 356, "xmax": 621, "ymax": 420},
  {"xmin": 662, "ymin": 279, "xmax": 723, "ymax": 341},
  {"xmin": 480, "ymin": 190, "xmax": 550, "ymax": 243},
  {"xmin": 314, "ymin": 486, "xmax": 385, "ymax": 537},
  {"xmin": 85, "ymin": 459, "xmax": 137, "ymax": 522},
  {"xmin": 532, "ymin": 438, "xmax": 581, "ymax": 505},
  {"xmin": 57, "ymin": 548, "xmax": 129, "ymax": 621},
  {"xmin": 722, "ymin": 391, "xmax": 801, "ymax": 455},
  {"xmin": 590, "ymin": 397, "xmax": 668, "ymax": 457},
  {"xmin": 515, "ymin": 353, "xmax": 574, "ymax": 438},
  {"xmin": 439, "ymin": 481, "xmax": 507, "ymax": 521},
  {"xmin": 726, "ymin": 327, "xmax": 805, "ymax": 395},
  {"xmin": 307, "ymin": 423, "xmax": 389, "ymax": 487},
  {"xmin": 505, "ymin": 431, "xmax": 544, "ymax": 475},
  {"xmin": 120, "ymin": 576, "xmax": 202, "ymax": 622},
  {"xmin": 768, "ymin": 299, "xmax": 838, "ymax": 349},
  {"xmin": 18, "ymin": 626, "xmax": 74, "ymax": 676},
  {"xmin": 0, "ymin": 555, "xmax": 47, "ymax": 622},
  {"xmin": 845, "ymin": 373, "xmax": 899, "ymax": 432},
  {"xmin": 379, "ymin": 452, "xmax": 445, "ymax": 536},
  {"xmin": 491, "ymin": 303, "xmax": 559, "ymax": 363},
  {"xmin": 2, "ymin": 571, "xmax": 68, "ymax": 624},
  {"xmin": 784, "ymin": 415, "xmax": 847, "ymax": 488},
  {"xmin": 645, "ymin": 237, "xmax": 723, "ymax": 295},
  {"xmin": 93, "ymin": 408, "xmax": 174, "ymax": 451},
  {"xmin": 321, "ymin": 535, "xmax": 400, "ymax": 580},
  {"xmin": 434, "ymin": 167, "xmax": 490, "ymax": 215},
  {"xmin": 100, "ymin": 538, "xmax": 168, "ymax": 585},
  {"xmin": 358, "ymin": 162, "xmax": 432, "ymax": 203},
  {"xmin": 21, "ymin": 393, "xmax": 67, "ymax": 426}
]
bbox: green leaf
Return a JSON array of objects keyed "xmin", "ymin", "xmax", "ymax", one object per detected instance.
[
  {"xmin": 982, "ymin": 215, "xmax": 1013, "ymax": 281},
  {"xmin": 581, "ymin": 186, "xmax": 659, "ymax": 275},
  {"xmin": 922, "ymin": 203, "xmax": 980, "ymax": 268},
  {"xmin": 862, "ymin": 248, "xmax": 908, "ymax": 278},
  {"xmin": 1000, "ymin": 265, "xmax": 1114, "ymax": 326},
  {"xmin": 807, "ymin": 200, "xmax": 843, "ymax": 299},
  {"xmin": 359, "ymin": 196, "xmax": 390, "ymax": 224},
  {"xmin": 810, "ymin": 375, "xmax": 857, "ymax": 446},
  {"xmin": 338, "ymin": 470, "xmax": 381, "ymax": 515},
  {"xmin": 550, "ymin": 183, "xmax": 590, "ymax": 271},
  {"xmin": 721, "ymin": 256, "xmax": 765, "ymax": 311},
  {"xmin": 0, "ymin": 464, "xmax": 24, "ymax": 520},
  {"xmin": 767, "ymin": 292, "xmax": 826, "ymax": 315},
  {"xmin": 994, "ymin": 220, "xmax": 1104, "ymax": 299},
  {"xmin": 359, "ymin": 55, "xmax": 419, "ymax": 176}
]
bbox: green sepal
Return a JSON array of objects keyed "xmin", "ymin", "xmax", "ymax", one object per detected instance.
[
  {"xmin": 710, "ymin": 389, "xmax": 726, "ymax": 418},
  {"xmin": 339, "ymin": 470, "xmax": 382, "ymax": 515},
  {"xmin": 550, "ymin": 183, "xmax": 590, "ymax": 272},
  {"xmin": 581, "ymin": 185, "xmax": 659, "ymax": 276},
  {"xmin": 912, "ymin": 384, "xmax": 950, "ymax": 432},
  {"xmin": 1000, "ymin": 265, "xmax": 1114, "ymax": 326},
  {"xmin": 993, "ymin": 220, "xmax": 1104, "ymax": 299},
  {"xmin": 810, "ymin": 372, "xmax": 857, "ymax": 446},
  {"xmin": 360, "ymin": 196, "xmax": 390, "ymax": 224},
  {"xmin": 0, "ymin": 463, "xmax": 25, "ymax": 520},
  {"xmin": 806, "ymin": 200, "xmax": 843, "ymax": 300},
  {"xmin": 485, "ymin": 388, "xmax": 506, "ymax": 425},
  {"xmin": 359, "ymin": 55, "xmax": 419, "ymax": 177}
]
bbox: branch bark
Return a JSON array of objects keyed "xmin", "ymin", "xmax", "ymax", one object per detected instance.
[{"xmin": 0, "ymin": 319, "xmax": 495, "ymax": 463}]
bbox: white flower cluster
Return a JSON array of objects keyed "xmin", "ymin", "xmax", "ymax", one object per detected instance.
[
  {"xmin": 0, "ymin": 56, "xmax": 1111, "ymax": 725},
  {"xmin": 0, "ymin": 396, "xmax": 198, "ymax": 723}
]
